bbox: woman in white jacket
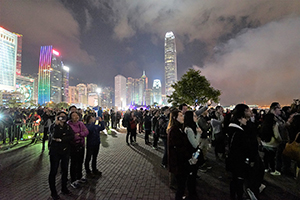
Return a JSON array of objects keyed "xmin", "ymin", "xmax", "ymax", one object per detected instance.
[{"xmin": 260, "ymin": 113, "xmax": 282, "ymax": 175}]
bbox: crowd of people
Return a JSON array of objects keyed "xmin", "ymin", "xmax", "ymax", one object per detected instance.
[
  {"xmin": 121, "ymin": 100, "xmax": 300, "ymax": 200},
  {"xmin": 1, "ymin": 100, "xmax": 300, "ymax": 200}
]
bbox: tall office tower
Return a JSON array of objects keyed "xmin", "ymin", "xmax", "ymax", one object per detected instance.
[
  {"xmin": 145, "ymin": 89, "xmax": 153, "ymax": 106},
  {"xmin": 133, "ymin": 78, "xmax": 140, "ymax": 104},
  {"xmin": 153, "ymin": 79, "xmax": 162, "ymax": 105},
  {"xmin": 38, "ymin": 46, "xmax": 64, "ymax": 105},
  {"xmin": 14, "ymin": 33, "xmax": 23, "ymax": 75},
  {"xmin": 102, "ymin": 87, "xmax": 113, "ymax": 109},
  {"xmin": 126, "ymin": 77, "xmax": 134, "ymax": 106},
  {"xmin": 69, "ymin": 86, "xmax": 78, "ymax": 104},
  {"xmin": 164, "ymin": 31, "xmax": 177, "ymax": 97},
  {"xmin": 114, "ymin": 75, "xmax": 126, "ymax": 110},
  {"xmin": 76, "ymin": 83, "xmax": 87, "ymax": 105},
  {"xmin": 138, "ymin": 71, "xmax": 148, "ymax": 105},
  {"xmin": 0, "ymin": 27, "xmax": 18, "ymax": 91},
  {"xmin": 62, "ymin": 66, "xmax": 69, "ymax": 102},
  {"xmin": 87, "ymin": 83, "xmax": 98, "ymax": 93}
]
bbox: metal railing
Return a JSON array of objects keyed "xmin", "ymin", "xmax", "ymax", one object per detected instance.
[{"xmin": 0, "ymin": 122, "xmax": 43, "ymax": 147}]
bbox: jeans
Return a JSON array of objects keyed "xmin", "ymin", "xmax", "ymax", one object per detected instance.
[{"xmin": 85, "ymin": 145, "xmax": 100, "ymax": 173}]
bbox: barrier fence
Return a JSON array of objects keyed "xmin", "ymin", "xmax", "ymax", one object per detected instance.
[{"xmin": 0, "ymin": 122, "xmax": 43, "ymax": 147}]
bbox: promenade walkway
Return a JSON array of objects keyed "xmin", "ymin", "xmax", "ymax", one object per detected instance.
[{"xmin": 0, "ymin": 128, "xmax": 299, "ymax": 200}]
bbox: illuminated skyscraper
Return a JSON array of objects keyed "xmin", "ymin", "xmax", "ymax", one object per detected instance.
[
  {"xmin": 38, "ymin": 46, "xmax": 64, "ymax": 105},
  {"xmin": 153, "ymin": 79, "xmax": 162, "ymax": 105},
  {"xmin": 114, "ymin": 75, "xmax": 126, "ymax": 110},
  {"xmin": 14, "ymin": 33, "xmax": 23, "ymax": 76},
  {"xmin": 0, "ymin": 27, "xmax": 18, "ymax": 91},
  {"xmin": 62, "ymin": 66, "xmax": 69, "ymax": 102},
  {"xmin": 139, "ymin": 71, "xmax": 148, "ymax": 105},
  {"xmin": 164, "ymin": 31, "xmax": 177, "ymax": 97},
  {"xmin": 126, "ymin": 77, "xmax": 134, "ymax": 106}
]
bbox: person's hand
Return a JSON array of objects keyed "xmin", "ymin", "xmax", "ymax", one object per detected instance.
[
  {"xmin": 196, "ymin": 127, "xmax": 202, "ymax": 134},
  {"xmin": 76, "ymin": 133, "xmax": 80, "ymax": 136},
  {"xmin": 55, "ymin": 116, "xmax": 60, "ymax": 125},
  {"xmin": 207, "ymin": 100, "xmax": 212, "ymax": 106},
  {"xmin": 98, "ymin": 117, "xmax": 103, "ymax": 122},
  {"xmin": 53, "ymin": 138, "xmax": 62, "ymax": 142}
]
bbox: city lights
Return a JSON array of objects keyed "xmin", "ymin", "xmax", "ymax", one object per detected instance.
[{"xmin": 52, "ymin": 49, "xmax": 60, "ymax": 56}]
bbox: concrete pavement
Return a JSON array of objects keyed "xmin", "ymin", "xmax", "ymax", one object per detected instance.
[{"xmin": 0, "ymin": 128, "xmax": 299, "ymax": 200}]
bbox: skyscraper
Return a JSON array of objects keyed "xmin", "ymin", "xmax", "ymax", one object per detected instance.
[
  {"xmin": 0, "ymin": 27, "xmax": 18, "ymax": 91},
  {"xmin": 126, "ymin": 77, "xmax": 134, "ymax": 106},
  {"xmin": 38, "ymin": 46, "xmax": 65, "ymax": 105},
  {"xmin": 62, "ymin": 66, "xmax": 69, "ymax": 102},
  {"xmin": 139, "ymin": 71, "xmax": 148, "ymax": 105},
  {"xmin": 14, "ymin": 33, "xmax": 23, "ymax": 76},
  {"xmin": 153, "ymin": 79, "xmax": 162, "ymax": 105},
  {"xmin": 114, "ymin": 75, "xmax": 126, "ymax": 110},
  {"xmin": 164, "ymin": 31, "xmax": 177, "ymax": 97}
]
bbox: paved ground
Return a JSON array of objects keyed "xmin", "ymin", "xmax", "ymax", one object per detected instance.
[{"xmin": 0, "ymin": 128, "xmax": 299, "ymax": 200}]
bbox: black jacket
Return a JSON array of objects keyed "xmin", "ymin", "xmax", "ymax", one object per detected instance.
[{"xmin": 49, "ymin": 123, "xmax": 74, "ymax": 155}]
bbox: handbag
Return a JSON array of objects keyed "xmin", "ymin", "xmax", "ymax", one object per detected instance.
[{"xmin": 283, "ymin": 133, "xmax": 300, "ymax": 162}]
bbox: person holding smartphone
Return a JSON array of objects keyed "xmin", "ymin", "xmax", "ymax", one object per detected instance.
[
  {"xmin": 48, "ymin": 111, "xmax": 74, "ymax": 200},
  {"xmin": 85, "ymin": 115, "xmax": 105, "ymax": 177}
]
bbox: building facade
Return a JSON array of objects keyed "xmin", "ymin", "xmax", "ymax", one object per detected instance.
[
  {"xmin": 76, "ymin": 83, "xmax": 88, "ymax": 105},
  {"xmin": 164, "ymin": 31, "xmax": 177, "ymax": 97},
  {"xmin": 114, "ymin": 75, "xmax": 126, "ymax": 110},
  {"xmin": 0, "ymin": 27, "xmax": 18, "ymax": 91},
  {"xmin": 38, "ymin": 46, "xmax": 68, "ymax": 105},
  {"xmin": 69, "ymin": 86, "xmax": 78, "ymax": 104},
  {"xmin": 153, "ymin": 79, "xmax": 162, "ymax": 105},
  {"xmin": 16, "ymin": 75, "xmax": 35, "ymax": 103}
]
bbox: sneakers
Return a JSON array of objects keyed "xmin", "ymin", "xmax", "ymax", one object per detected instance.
[
  {"xmin": 246, "ymin": 188, "xmax": 258, "ymax": 200},
  {"xmin": 78, "ymin": 178, "xmax": 87, "ymax": 183},
  {"xmin": 70, "ymin": 181, "xmax": 80, "ymax": 189},
  {"xmin": 270, "ymin": 170, "xmax": 281, "ymax": 176},
  {"xmin": 259, "ymin": 184, "xmax": 266, "ymax": 193}
]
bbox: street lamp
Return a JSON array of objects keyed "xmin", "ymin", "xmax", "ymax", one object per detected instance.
[{"xmin": 96, "ymin": 88, "xmax": 102, "ymax": 110}]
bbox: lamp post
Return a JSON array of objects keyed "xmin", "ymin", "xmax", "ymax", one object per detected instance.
[{"xmin": 96, "ymin": 88, "xmax": 102, "ymax": 110}]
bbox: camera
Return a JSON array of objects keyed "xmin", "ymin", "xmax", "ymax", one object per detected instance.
[{"xmin": 58, "ymin": 116, "xmax": 67, "ymax": 121}]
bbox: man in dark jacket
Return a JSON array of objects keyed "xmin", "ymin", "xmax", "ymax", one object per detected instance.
[{"xmin": 144, "ymin": 110, "xmax": 152, "ymax": 145}]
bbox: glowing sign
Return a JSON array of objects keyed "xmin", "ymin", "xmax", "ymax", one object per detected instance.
[{"xmin": 52, "ymin": 49, "xmax": 60, "ymax": 56}]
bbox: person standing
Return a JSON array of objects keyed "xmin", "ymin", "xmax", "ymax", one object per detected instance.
[
  {"xmin": 260, "ymin": 113, "xmax": 282, "ymax": 175},
  {"xmin": 42, "ymin": 108, "xmax": 55, "ymax": 151},
  {"xmin": 183, "ymin": 111, "xmax": 203, "ymax": 199},
  {"xmin": 168, "ymin": 110, "xmax": 194, "ymax": 200},
  {"xmin": 144, "ymin": 110, "xmax": 152, "ymax": 145},
  {"xmin": 159, "ymin": 106, "xmax": 170, "ymax": 168},
  {"xmin": 48, "ymin": 112, "xmax": 74, "ymax": 200},
  {"xmin": 85, "ymin": 115, "xmax": 105, "ymax": 177},
  {"xmin": 129, "ymin": 112, "xmax": 138, "ymax": 145},
  {"xmin": 227, "ymin": 104, "xmax": 255, "ymax": 200},
  {"xmin": 67, "ymin": 112, "xmax": 89, "ymax": 189},
  {"xmin": 211, "ymin": 106, "xmax": 225, "ymax": 160},
  {"xmin": 152, "ymin": 110, "xmax": 160, "ymax": 149}
]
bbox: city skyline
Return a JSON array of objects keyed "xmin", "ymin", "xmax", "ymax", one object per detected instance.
[{"xmin": 1, "ymin": 1, "xmax": 300, "ymax": 106}]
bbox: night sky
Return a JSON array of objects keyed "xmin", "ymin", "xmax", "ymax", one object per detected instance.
[{"xmin": 1, "ymin": 0, "xmax": 300, "ymax": 106}]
